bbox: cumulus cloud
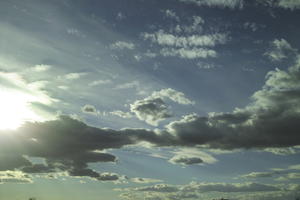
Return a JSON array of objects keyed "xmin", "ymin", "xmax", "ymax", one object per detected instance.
[
  {"xmin": 178, "ymin": 0, "xmax": 244, "ymax": 9},
  {"xmin": 152, "ymin": 55, "xmax": 300, "ymax": 149},
  {"xmin": 81, "ymin": 104, "xmax": 98, "ymax": 115},
  {"xmin": 110, "ymin": 41, "xmax": 135, "ymax": 50},
  {"xmin": 130, "ymin": 97, "xmax": 171, "ymax": 126},
  {"xmin": 0, "ymin": 171, "xmax": 32, "ymax": 184},
  {"xmin": 169, "ymin": 148, "xmax": 217, "ymax": 165},
  {"xmin": 169, "ymin": 156, "xmax": 203, "ymax": 165},
  {"xmin": 130, "ymin": 88, "xmax": 194, "ymax": 126},
  {"xmin": 265, "ymin": 38, "xmax": 297, "ymax": 61}
]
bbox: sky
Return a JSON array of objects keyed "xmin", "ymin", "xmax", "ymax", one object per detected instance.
[{"xmin": 0, "ymin": 0, "xmax": 300, "ymax": 199}]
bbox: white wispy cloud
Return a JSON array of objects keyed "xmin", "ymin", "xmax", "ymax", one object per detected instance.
[
  {"xmin": 265, "ymin": 38, "xmax": 297, "ymax": 61},
  {"xmin": 31, "ymin": 64, "xmax": 52, "ymax": 72},
  {"xmin": 110, "ymin": 41, "xmax": 135, "ymax": 50},
  {"xmin": 160, "ymin": 47, "xmax": 217, "ymax": 59},
  {"xmin": 143, "ymin": 31, "xmax": 227, "ymax": 47},
  {"xmin": 278, "ymin": 0, "xmax": 300, "ymax": 9},
  {"xmin": 88, "ymin": 79, "xmax": 112, "ymax": 86},
  {"xmin": 142, "ymin": 17, "xmax": 228, "ymax": 59},
  {"xmin": 64, "ymin": 72, "xmax": 87, "ymax": 80},
  {"xmin": 178, "ymin": 0, "xmax": 244, "ymax": 9},
  {"xmin": 110, "ymin": 110, "xmax": 133, "ymax": 119},
  {"xmin": 164, "ymin": 9, "xmax": 180, "ymax": 21}
]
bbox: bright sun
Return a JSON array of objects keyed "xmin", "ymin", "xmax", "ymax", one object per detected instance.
[{"xmin": 0, "ymin": 89, "xmax": 43, "ymax": 130}]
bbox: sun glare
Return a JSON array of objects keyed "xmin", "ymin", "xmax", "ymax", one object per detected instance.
[{"xmin": 0, "ymin": 89, "xmax": 44, "ymax": 130}]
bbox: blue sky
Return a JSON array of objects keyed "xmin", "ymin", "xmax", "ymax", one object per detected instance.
[{"xmin": 0, "ymin": 0, "xmax": 300, "ymax": 200}]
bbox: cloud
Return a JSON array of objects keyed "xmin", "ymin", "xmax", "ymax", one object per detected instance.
[
  {"xmin": 262, "ymin": 147, "xmax": 299, "ymax": 155},
  {"xmin": 142, "ymin": 18, "xmax": 228, "ymax": 59},
  {"xmin": 278, "ymin": 0, "xmax": 300, "ymax": 10},
  {"xmin": 64, "ymin": 72, "xmax": 87, "ymax": 80},
  {"xmin": 260, "ymin": 0, "xmax": 300, "ymax": 10},
  {"xmin": 110, "ymin": 110, "xmax": 133, "ymax": 119},
  {"xmin": 152, "ymin": 88, "xmax": 195, "ymax": 105},
  {"xmin": 110, "ymin": 41, "xmax": 135, "ymax": 50},
  {"xmin": 0, "ymin": 116, "xmax": 138, "ymax": 179},
  {"xmin": 31, "ymin": 64, "xmax": 51, "ymax": 72},
  {"xmin": 152, "ymin": 55, "xmax": 300, "ymax": 149},
  {"xmin": 169, "ymin": 156, "xmax": 203, "ymax": 165},
  {"xmin": 164, "ymin": 10, "xmax": 180, "ymax": 21},
  {"xmin": 160, "ymin": 47, "xmax": 217, "ymax": 59},
  {"xmin": 119, "ymin": 182, "xmax": 281, "ymax": 200},
  {"xmin": 97, "ymin": 172, "xmax": 120, "ymax": 181},
  {"xmin": 130, "ymin": 177, "xmax": 163, "ymax": 184},
  {"xmin": 241, "ymin": 171, "xmax": 281, "ymax": 179},
  {"xmin": 240, "ymin": 163, "xmax": 300, "ymax": 180},
  {"xmin": 0, "ymin": 171, "xmax": 32, "ymax": 184},
  {"xmin": 144, "ymin": 31, "xmax": 227, "ymax": 48},
  {"xmin": 132, "ymin": 184, "xmax": 179, "ymax": 193},
  {"xmin": 265, "ymin": 38, "xmax": 297, "ymax": 61},
  {"xmin": 81, "ymin": 104, "xmax": 98, "ymax": 115},
  {"xmin": 130, "ymin": 88, "xmax": 194, "ymax": 126},
  {"xmin": 181, "ymin": 182, "xmax": 280, "ymax": 193},
  {"xmin": 88, "ymin": 79, "xmax": 112, "ymax": 87},
  {"xmin": 130, "ymin": 97, "xmax": 172, "ymax": 126},
  {"xmin": 178, "ymin": 0, "xmax": 244, "ymax": 9},
  {"xmin": 67, "ymin": 28, "xmax": 85, "ymax": 38},
  {"xmin": 116, "ymin": 12, "xmax": 126, "ymax": 20},
  {"xmin": 169, "ymin": 148, "xmax": 217, "ymax": 165},
  {"xmin": 1, "ymin": 56, "xmax": 300, "ymax": 180}
]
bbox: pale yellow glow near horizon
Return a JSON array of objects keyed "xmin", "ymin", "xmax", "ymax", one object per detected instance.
[{"xmin": 0, "ymin": 89, "xmax": 44, "ymax": 130}]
